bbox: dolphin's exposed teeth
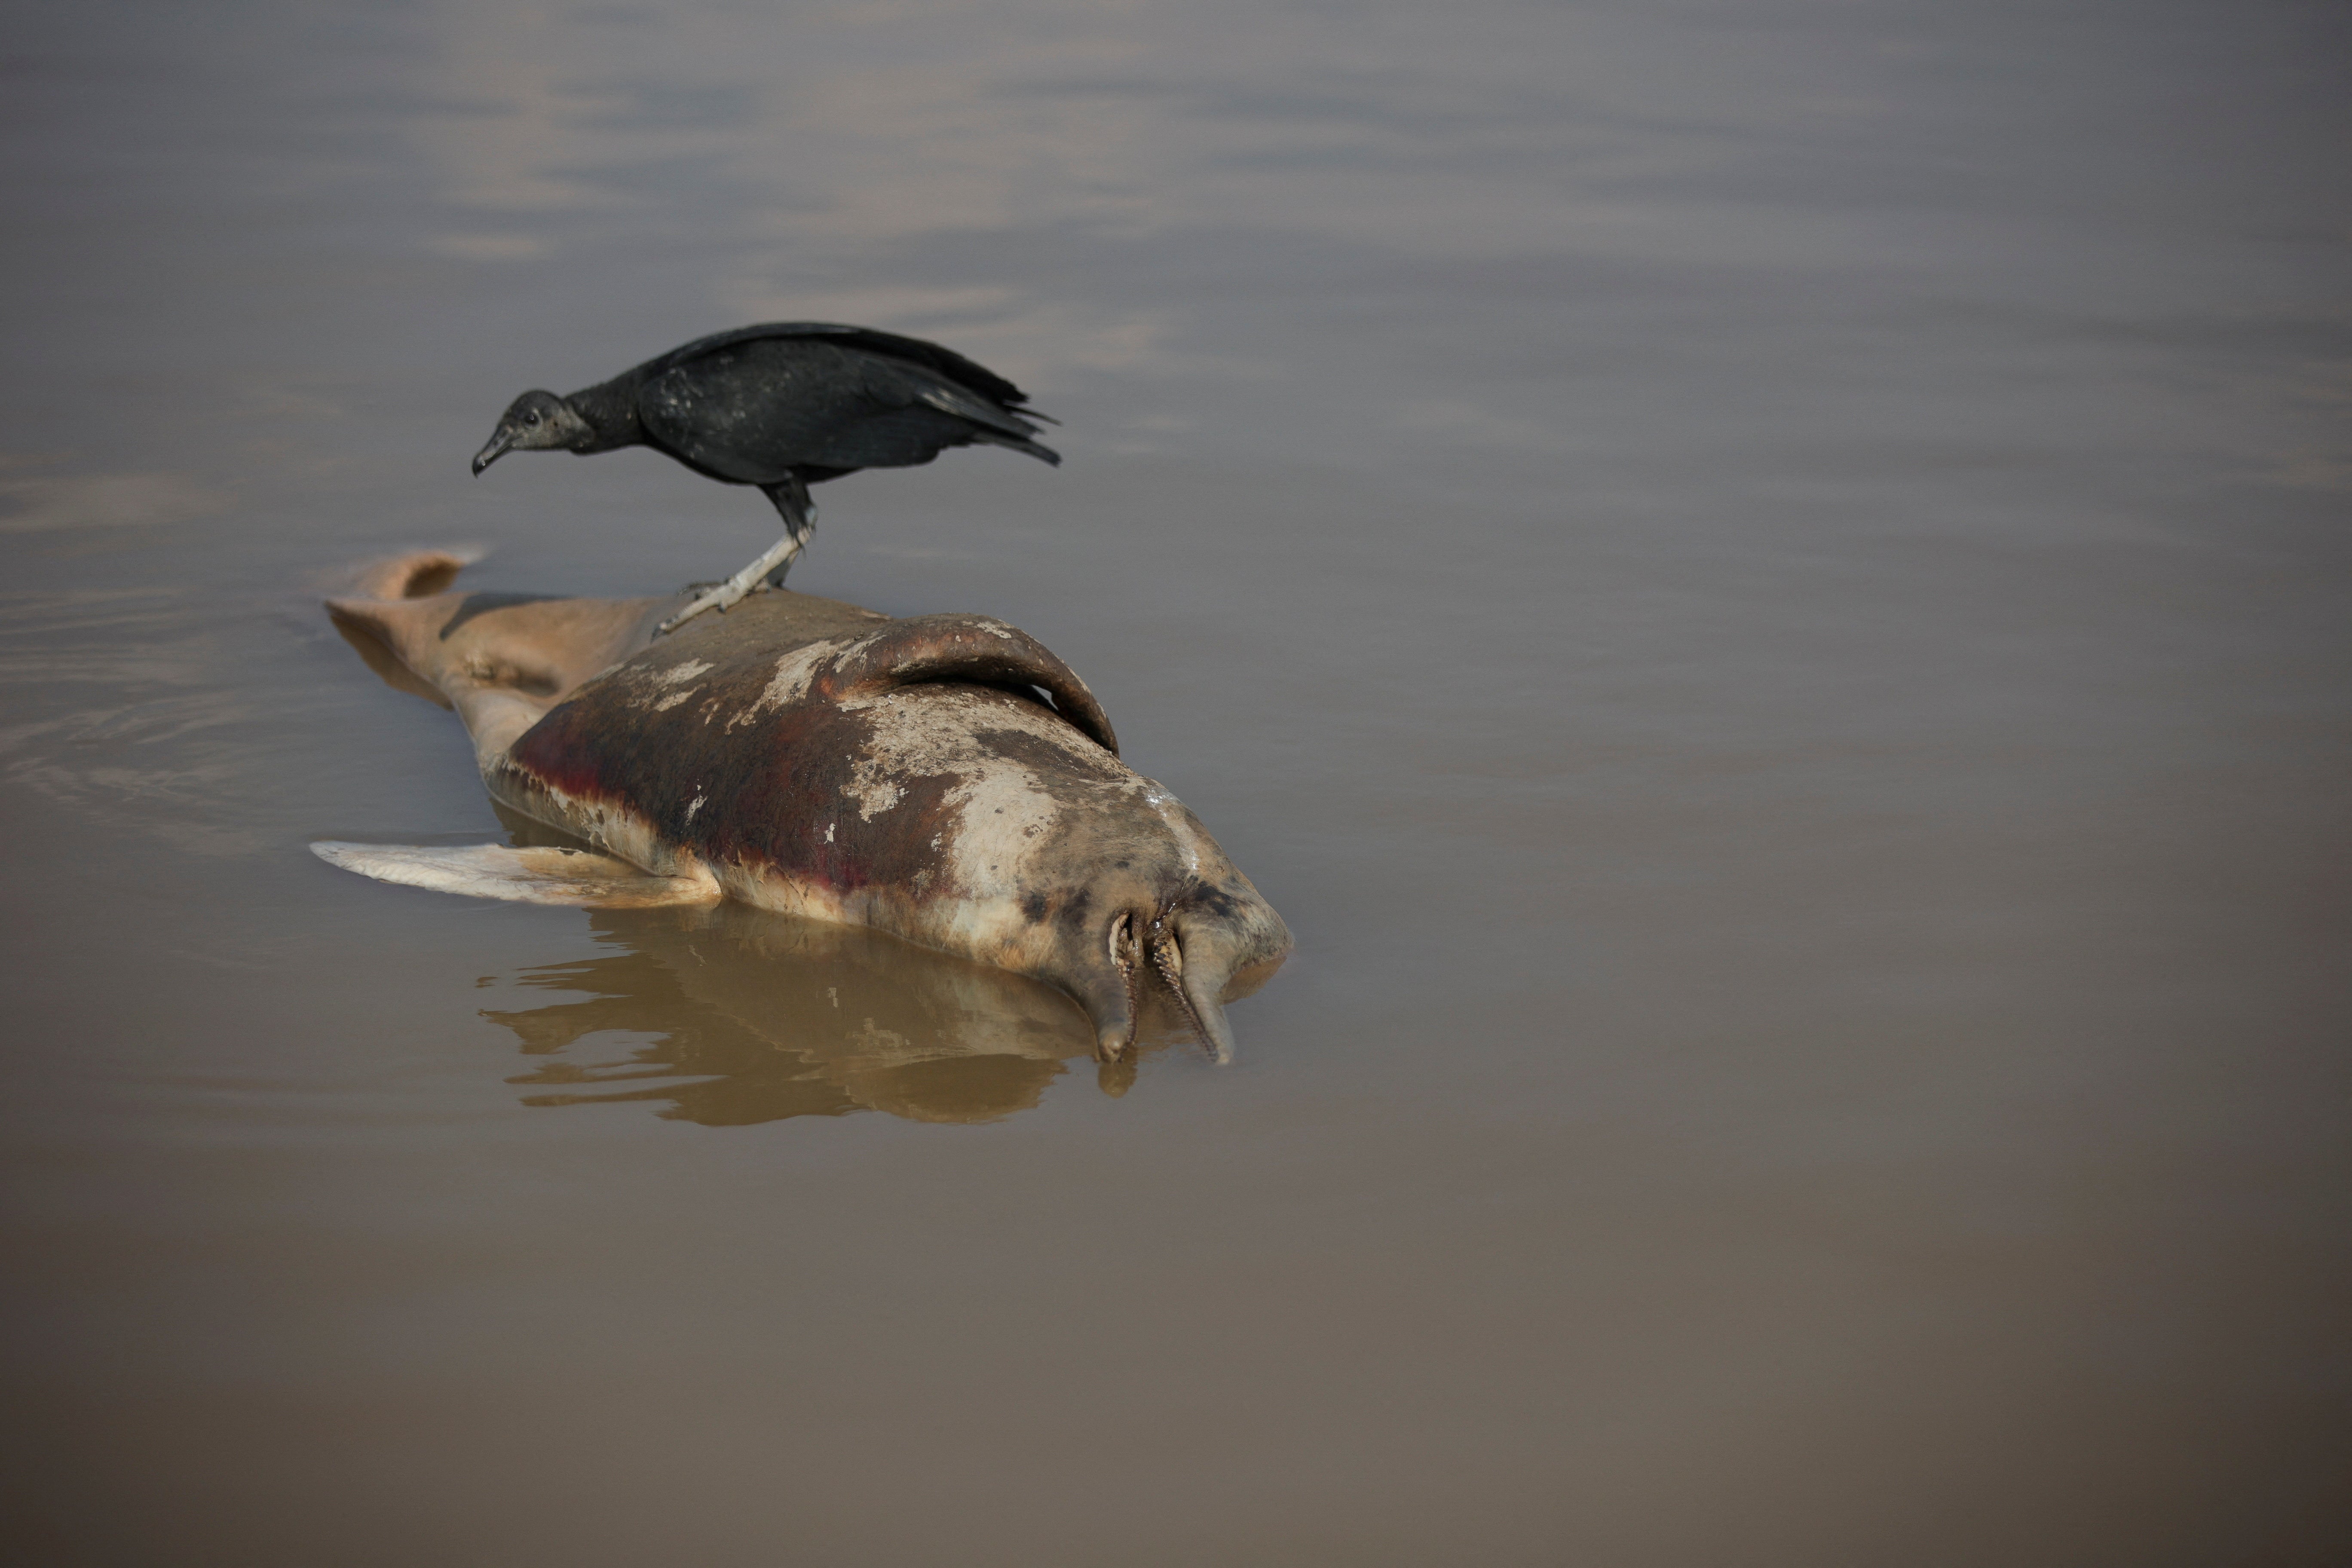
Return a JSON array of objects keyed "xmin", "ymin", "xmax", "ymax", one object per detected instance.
[{"xmin": 1106, "ymin": 910, "xmax": 1143, "ymax": 1060}]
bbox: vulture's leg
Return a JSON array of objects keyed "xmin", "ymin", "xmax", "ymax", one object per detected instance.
[
  {"xmin": 657, "ymin": 479, "xmax": 817, "ymax": 636},
  {"xmin": 761, "ymin": 477, "xmax": 818, "ymax": 588}
]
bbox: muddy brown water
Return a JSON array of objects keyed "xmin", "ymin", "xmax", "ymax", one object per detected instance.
[{"xmin": 3, "ymin": 2, "xmax": 2348, "ymax": 1563}]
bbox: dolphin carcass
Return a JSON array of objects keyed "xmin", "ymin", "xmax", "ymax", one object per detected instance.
[{"xmin": 315, "ymin": 551, "xmax": 1290, "ymax": 1062}]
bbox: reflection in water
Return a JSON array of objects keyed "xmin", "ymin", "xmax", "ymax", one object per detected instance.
[{"xmin": 483, "ymin": 898, "xmax": 1180, "ymax": 1125}]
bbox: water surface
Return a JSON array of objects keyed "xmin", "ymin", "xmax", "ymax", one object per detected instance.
[{"xmin": 3, "ymin": 1, "xmax": 2348, "ymax": 1562}]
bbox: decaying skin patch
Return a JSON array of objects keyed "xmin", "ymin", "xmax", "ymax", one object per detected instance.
[{"xmin": 322, "ymin": 553, "xmax": 1291, "ymax": 1059}]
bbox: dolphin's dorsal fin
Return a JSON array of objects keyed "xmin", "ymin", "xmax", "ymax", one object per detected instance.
[{"xmin": 311, "ymin": 842, "xmax": 720, "ymax": 908}]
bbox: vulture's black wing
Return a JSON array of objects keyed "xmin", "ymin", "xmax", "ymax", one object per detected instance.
[
  {"xmin": 634, "ymin": 337, "xmax": 1057, "ymax": 485},
  {"xmin": 634, "ymin": 322, "xmax": 1034, "ymax": 411}
]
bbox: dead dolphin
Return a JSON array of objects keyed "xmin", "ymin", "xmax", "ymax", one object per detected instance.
[{"xmin": 316, "ymin": 551, "xmax": 1290, "ymax": 1061}]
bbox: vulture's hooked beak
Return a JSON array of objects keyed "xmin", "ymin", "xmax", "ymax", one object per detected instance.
[{"xmin": 470, "ymin": 429, "xmax": 514, "ymax": 476}]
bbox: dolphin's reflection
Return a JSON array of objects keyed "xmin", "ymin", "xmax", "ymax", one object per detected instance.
[{"xmin": 481, "ymin": 897, "xmax": 1185, "ymax": 1126}]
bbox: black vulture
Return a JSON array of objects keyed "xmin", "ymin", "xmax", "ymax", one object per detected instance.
[{"xmin": 470, "ymin": 323, "xmax": 1059, "ymax": 633}]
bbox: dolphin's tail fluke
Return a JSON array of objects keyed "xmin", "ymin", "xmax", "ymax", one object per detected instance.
[{"xmin": 343, "ymin": 546, "xmax": 485, "ymax": 603}]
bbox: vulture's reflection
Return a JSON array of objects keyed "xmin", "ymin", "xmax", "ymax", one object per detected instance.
[{"xmin": 480, "ymin": 897, "xmax": 1181, "ymax": 1125}]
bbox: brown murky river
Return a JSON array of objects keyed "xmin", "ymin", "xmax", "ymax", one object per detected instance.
[{"xmin": 4, "ymin": 2, "xmax": 2348, "ymax": 1562}]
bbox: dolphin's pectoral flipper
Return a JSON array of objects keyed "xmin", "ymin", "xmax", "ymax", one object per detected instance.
[{"xmin": 311, "ymin": 842, "xmax": 720, "ymax": 909}]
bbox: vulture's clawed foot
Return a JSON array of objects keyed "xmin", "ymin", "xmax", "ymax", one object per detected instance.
[{"xmin": 656, "ymin": 529, "xmax": 809, "ymax": 637}]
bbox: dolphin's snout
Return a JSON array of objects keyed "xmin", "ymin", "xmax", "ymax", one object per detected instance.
[
  {"xmin": 1043, "ymin": 864, "xmax": 1287, "ymax": 1072},
  {"xmin": 1076, "ymin": 904, "xmax": 1242, "ymax": 1066}
]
